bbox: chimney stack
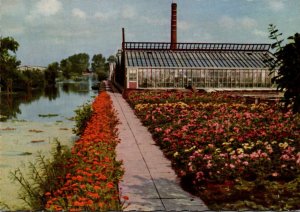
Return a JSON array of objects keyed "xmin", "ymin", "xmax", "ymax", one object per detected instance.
[
  {"xmin": 122, "ymin": 28, "xmax": 125, "ymax": 50},
  {"xmin": 171, "ymin": 2, "xmax": 177, "ymax": 50}
]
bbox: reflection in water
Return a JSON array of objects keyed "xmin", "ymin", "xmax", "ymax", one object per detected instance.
[
  {"xmin": 0, "ymin": 89, "xmax": 43, "ymax": 121},
  {"xmin": 0, "ymin": 75, "xmax": 97, "ymax": 122},
  {"xmin": 44, "ymin": 86, "xmax": 59, "ymax": 101},
  {"xmin": 61, "ymin": 82, "xmax": 89, "ymax": 95},
  {"xmin": 62, "ymin": 83, "xmax": 70, "ymax": 93}
]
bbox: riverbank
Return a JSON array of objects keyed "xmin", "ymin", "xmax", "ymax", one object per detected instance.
[{"xmin": 0, "ymin": 120, "xmax": 76, "ymax": 210}]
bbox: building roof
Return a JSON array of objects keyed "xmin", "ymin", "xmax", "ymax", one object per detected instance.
[{"xmin": 124, "ymin": 42, "xmax": 273, "ymax": 69}]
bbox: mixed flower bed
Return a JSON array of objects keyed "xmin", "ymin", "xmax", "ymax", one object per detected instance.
[
  {"xmin": 126, "ymin": 90, "xmax": 300, "ymax": 210},
  {"xmin": 45, "ymin": 92, "xmax": 125, "ymax": 211}
]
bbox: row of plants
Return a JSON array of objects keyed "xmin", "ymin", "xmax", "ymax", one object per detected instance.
[
  {"xmin": 126, "ymin": 90, "xmax": 300, "ymax": 210},
  {"xmin": 45, "ymin": 91, "xmax": 125, "ymax": 211},
  {"xmin": 11, "ymin": 91, "xmax": 125, "ymax": 211}
]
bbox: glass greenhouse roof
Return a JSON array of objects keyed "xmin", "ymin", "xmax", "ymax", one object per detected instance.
[{"xmin": 124, "ymin": 42, "xmax": 273, "ymax": 69}]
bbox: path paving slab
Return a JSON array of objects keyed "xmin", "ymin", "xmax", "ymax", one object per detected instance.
[{"xmin": 107, "ymin": 82, "xmax": 208, "ymax": 211}]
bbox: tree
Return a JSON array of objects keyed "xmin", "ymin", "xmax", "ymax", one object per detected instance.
[
  {"xmin": 91, "ymin": 54, "xmax": 109, "ymax": 81},
  {"xmin": 107, "ymin": 55, "xmax": 116, "ymax": 63},
  {"xmin": 68, "ymin": 53, "xmax": 89, "ymax": 75},
  {"xmin": 0, "ymin": 37, "xmax": 21, "ymax": 90},
  {"xmin": 44, "ymin": 62, "xmax": 59, "ymax": 86},
  {"xmin": 267, "ymin": 24, "xmax": 300, "ymax": 113},
  {"xmin": 91, "ymin": 54, "xmax": 106, "ymax": 72},
  {"xmin": 60, "ymin": 59, "xmax": 72, "ymax": 79}
]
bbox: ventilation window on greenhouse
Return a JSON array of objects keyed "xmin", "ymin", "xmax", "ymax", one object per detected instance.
[{"xmin": 129, "ymin": 70, "xmax": 137, "ymax": 81}]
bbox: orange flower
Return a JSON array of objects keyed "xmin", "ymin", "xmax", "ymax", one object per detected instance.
[
  {"xmin": 122, "ymin": 195, "xmax": 129, "ymax": 200},
  {"xmin": 45, "ymin": 192, "xmax": 51, "ymax": 196},
  {"xmin": 76, "ymin": 175, "xmax": 84, "ymax": 181},
  {"xmin": 98, "ymin": 202, "xmax": 105, "ymax": 208},
  {"xmin": 73, "ymin": 201, "xmax": 85, "ymax": 207},
  {"xmin": 106, "ymin": 182, "xmax": 114, "ymax": 189},
  {"xmin": 86, "ymin": 199, "xmax": 93, "ymax": 205},
  {"xmin": 79, "ymin": 184, "xmax": 86, "ymax": 189},
  {"xmin": 87, "ymin": 192, "xmax": 100, "ymax": 199},
  {"xmin": 44, "ymin": 92, "xmax": 123, "ymax": 210}
]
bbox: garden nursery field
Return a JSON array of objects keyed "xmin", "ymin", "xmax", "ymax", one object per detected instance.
[{"xmin": 125, "ymin": 90, "xmax": 300, "ymax": 211}]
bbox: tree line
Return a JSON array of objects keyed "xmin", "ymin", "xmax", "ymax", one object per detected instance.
[{"xmin": 0, "ymin": 36, "xmax": 116, "ymax": 92}]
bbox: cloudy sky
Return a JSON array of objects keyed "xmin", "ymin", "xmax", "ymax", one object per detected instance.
[{"xmin": 1, "ymin": 0, "xmax": 299, "ymax": 66}]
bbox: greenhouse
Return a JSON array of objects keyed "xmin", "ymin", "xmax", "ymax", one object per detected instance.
[
  {"xmin": 114, "ymin": 42, "xmax": 275, "ymax": 90},
  {"xmin": 113, "ymin": 2, "xmax": 275, "ymax": 90}
]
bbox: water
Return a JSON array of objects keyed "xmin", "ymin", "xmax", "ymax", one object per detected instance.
[{"xmin": 0, "ymin": 75, "xmax": 98, "ymax": 210}]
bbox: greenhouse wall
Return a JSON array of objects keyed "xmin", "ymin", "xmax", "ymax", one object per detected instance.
[{"xmin": 126, "ymin": 68, "xmax": 275, "ymax": 89}]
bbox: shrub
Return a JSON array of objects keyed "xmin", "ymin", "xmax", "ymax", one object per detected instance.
[
  {"xmin": 10, "ymin": 141, "xmax": 71, "ymax": 210},
  {"xmin": 73, "ymin": 102, "xmax": 93, "ymax": 136}
]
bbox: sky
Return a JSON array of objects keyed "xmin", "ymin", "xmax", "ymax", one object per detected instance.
[{"xmin": 1, "ymin": 0, "xmax": 299, "ymax": 66}]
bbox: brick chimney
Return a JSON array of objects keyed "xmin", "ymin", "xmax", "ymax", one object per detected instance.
[{"xmin": 170, "ymin": 2, "xmax": 177, "ymax": 50}]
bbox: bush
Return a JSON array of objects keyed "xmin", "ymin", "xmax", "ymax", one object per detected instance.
[
  {"xmin": 73, "ymin": 102, "xmax": 93, "ymax": 136},
  {"xmin": 97, "ymin": 71, "xmax": 108, "ymax": 81},
  {"xmin": 10, "ymin": 141, "xmax": 71, "ymax": 210}
]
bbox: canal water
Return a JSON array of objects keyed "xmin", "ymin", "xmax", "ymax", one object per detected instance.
[{"xmin": 0, "ymin": 75, "xmax": 97, "ymax": 210}]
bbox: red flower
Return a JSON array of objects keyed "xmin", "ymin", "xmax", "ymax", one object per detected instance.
[{"xmin": 106, "ymin": 182, "xmax": 114, "ymax": 189}]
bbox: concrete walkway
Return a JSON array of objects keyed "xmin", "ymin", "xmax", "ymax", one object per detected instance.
[{"xmin": 106, "ymin": 82, "xmax": 208, "ymax": 211}]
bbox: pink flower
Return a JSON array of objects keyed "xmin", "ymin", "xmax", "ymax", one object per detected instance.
[
  {"xmin": 206, "ymin": 161, "xmax": 213, "ymax": 169},
  {"xmin": 155, "ymin": 127, "xmax": 162, "ymax": 132},
  {"xmin": 242, "ymin": 161, "xmax": 249, "ymax": 166},
  {"xmin": 280, "ymin": 154, "xmax": 291, "ymax": 161},
  {"xmin": 233, "ymin": 126, "xmax": 240, "ymax": 133},
  {"xmin": 196, "ymin": 171, "xmax": 204, "ymax": 180},
  {"xmin": 164, "ymin": 128, "xmax": 171, "ymax": 134}
]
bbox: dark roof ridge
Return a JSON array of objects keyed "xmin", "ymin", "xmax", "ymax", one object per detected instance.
[{"xmin": 123, "ymin": 42, "xmax": 271, "ymax": 52}]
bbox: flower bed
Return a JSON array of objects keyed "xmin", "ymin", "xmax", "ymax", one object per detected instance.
[
  {"xmin": 45, "ymin": 92, "xmax": 125, "ymax": 211},
  {"xmin": 126, "ymin": 90, "xmax": 300, "ymax": 210}
]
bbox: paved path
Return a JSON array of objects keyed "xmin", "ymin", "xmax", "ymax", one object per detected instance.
[{"xmin": 106, "ymin": 82, "xmax": 208, "ymax": 211}]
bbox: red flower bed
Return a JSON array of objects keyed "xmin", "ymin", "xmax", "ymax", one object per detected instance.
[
  {"xmin": 45, "ymin": 92, "xmax": 125, "ymax": 211},
  {"xmin": 126, "ymin": 90, "xmax": 300, "ymax": 210}
]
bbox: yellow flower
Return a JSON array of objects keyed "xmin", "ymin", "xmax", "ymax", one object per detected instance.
[
  {"xmin": 184, "ymin": 146, "xmax": 196, "ymax": 152},
  {"xmin": 229, "ymin": 151, "xmax": 235, "ymax": 155},
  {"xmin": 215, "ymin": 148, "xmax": 221, "ymax": 153},
  {"xmin": 256, "ymin": 140, "xmax": 262, "ymax": 145},
  {"xmin": 279, "ymin": 142, "xmax": 289, "ymax": 149},
  {"xmin": 237, "ymin": 148, "xmax": 244, "ymax": 154},
  {"xmin": 173, "ymin": 152, "xmax": 179, "ymax": 157}
]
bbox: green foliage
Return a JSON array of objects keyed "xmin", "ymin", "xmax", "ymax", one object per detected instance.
[
  {"xmin": 44, "ymin": 62, "xmax": 59, "ymax": 86},
  {"xmin": 267, "ymin": 24, "xmax": 300, "ymax": 113},
  {"xmin": 22, "ymin": 69, "xmax": 45, "ymax": 88},
  {"xmin": 60, "ymin": 59, "xmax": 72, "ymax": 79},
  {"xmin": 97, "ymin": 70, "xmax": 108, "ymax": 81},
  {"xmin": 91, "ymin": 53, "xmax": 106, "ymax": 72},
  {"xmin": 59, "ymin": 53, "xmax": 90, "ymax": 78},
  {"xmin": 10, "ymin": 141, "xmax": 71, "ymax": 210},
  {"xmin": 0, "ymin": 36, "xmax": 21, "ymax": 89},
  {"xmin": 107, "ymin": 55, "xmax": 117, "ymax": 63},
  {"xmin": 73, "ymin": 102, "xmax": 93, "ymax": 136},
  {"xmin": 208, "ymin": 176, "xmax": 300, "ymax": 211},
  {"xmin": 91, "ymin": 53, "xmax": 112, "ymax": 81},
  {"xmin": 69, "ymin": 53, "xmax": 90, "ymax": 75},
  {"xmin": 38, "ymin": 113, "xmax": 59, "ymax": 117}
]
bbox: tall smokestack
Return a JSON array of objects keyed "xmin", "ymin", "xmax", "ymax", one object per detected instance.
[
  {"xmin": 122, "ymin": 28, "xmax": 125, "ymax": 50},
  {"xmin": 171, "ymin": 2, "xmax": 177, "ymax": 50}
]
